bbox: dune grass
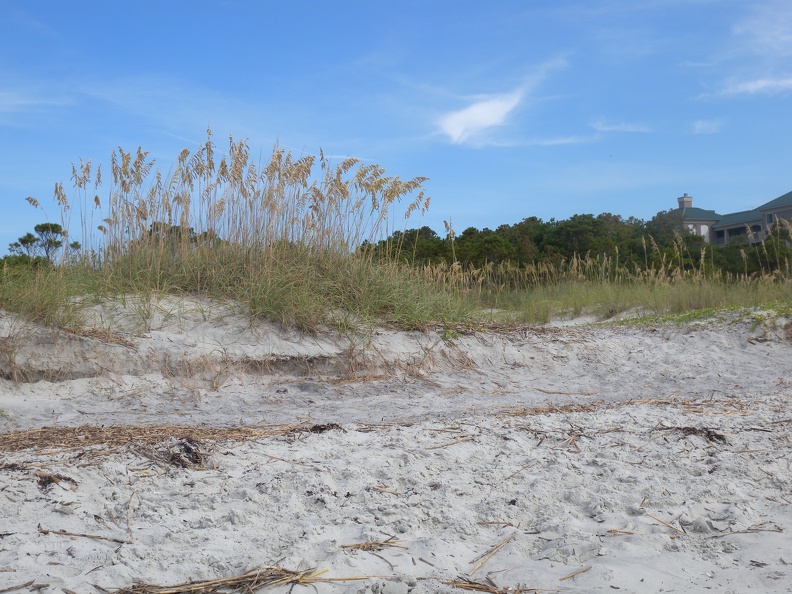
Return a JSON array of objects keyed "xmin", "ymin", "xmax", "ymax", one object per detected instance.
[
  {"xmin": 476, "ymin": 279, "xmax": 791, "ymax": 324},
  {"xmin": 3, "ymin": 131, "xmax": 469, "ymax": 331},
  {"xmin": 416, "ymin": 249, "xmax": 791, "ymax": 324},
  {"xmin": 1, "ymin": 131, "xmax": 790, "ymax": 333}
]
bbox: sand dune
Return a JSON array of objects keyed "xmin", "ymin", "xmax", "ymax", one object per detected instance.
[{"xmin": 1, "ymin": 298, "xmax": 790, "ymax": 593}]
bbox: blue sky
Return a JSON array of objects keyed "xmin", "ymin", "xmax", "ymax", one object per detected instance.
[{"xmin": 2, "ymin": 0, "xmax": 792, "ymax": 252}]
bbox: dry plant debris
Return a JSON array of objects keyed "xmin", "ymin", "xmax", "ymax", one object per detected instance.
[
  {"xmin": 35, "ymin": 470, "xmax": 77, "ymax": 491},
  {"xmin": 653, "ymin": 425, "xmax": 728, "ymax": 444},
  {"xmin": 442, "ymin": 576, "xmax": 546, "ymax": 593},
  {"xmin": 558, "ymin": 566, "xmax": 592, "ymax": 581},
  {"xmin": 0, "ymin": 462, "xmax": 25, "ymax": 472},
  {"xmin": 468, "ymin": 533, "xmax": 516, "ymax": 575},
  {"xmin": 341, "ymin": 536, "xmax": 406, "ymax": 571},
  {"xmin": 646, "ymin": 513, "xmax": 686, "ymax": 535},
  {"xmin": 0, "ymin": 581, "xmax": 37, "ymax": 594},
  {"xmin": 307, "ymin": 423, "xmax": 342, "ymax": 434},
  {"xmin": 99, "ymin": 565, "xmax": 323, "ymax": 593},
  {"xmin": 133, "ymin": 437, "xmax": 207, "ymax": 469},
  {"xmin": 341, "ymin": 536, "xmax": 406, "ymax": 551},
  {"xmin": 62, "ymin": 326, "xmax": 137, "ymax": 350},
  {"xmin": 38, "ymin": 527, "xmax": 131, "ymax": 545},
  {"xmin": 499, "ymin": 395, "xmax": 752, "ymax": 419},
  {"xmin": 99, "ymin": 566, "xmax": 377, "ymax": 594},
  {"xmin": 0, "ymin": 423, "xmax": 314, "ymax": 455},
  {"xmin": 426, "ymin": 436, "xmax": 476, "ymax": 450}
]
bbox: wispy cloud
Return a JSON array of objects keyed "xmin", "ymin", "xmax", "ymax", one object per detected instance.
[
  {"xmin": 0, "ymin": 89, "xmax": 70, "ymax": 114},
  {"xmin": 470, "ymin": 134, "xmax": 599, "ymax": 148},
  {"xmin": 0, "ymin": 91, "xmax": 34, "ymax": 114},
  {"xmin": 0, "ymin": 88, "xmax": 74, "ymax": 130},
  {"xmin": 589, "ymin": 118, "xmax": 651, "ymax": 133},
  {"xmin": 691, "ymin": 119, "xmax": 723, "ymax": 134},
  {"xmin": 438, "ymin": 88, "xmax": 525, "ymax": 144},
  {"xmin": 720, "ymin": 77, "xmax": 792, "ymax": 95},
  {"xmin": 436, "ymin": 57, "xmax": 567, "ymax": 146},
  {"xmin": 711, "ymin": 2, "xmax": 792, "ymax": 98},
  {"xmin": 733, "ymin": 1, "xmax": 792, "ymax": 57},
  {"xmin": 527, "ymin": 135, "xmax": 600, "ymax": 146}
]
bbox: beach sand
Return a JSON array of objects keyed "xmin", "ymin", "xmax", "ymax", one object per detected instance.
[{"xmin": 1, "ymin": 297, "xmax": 790, "ymax": 593}]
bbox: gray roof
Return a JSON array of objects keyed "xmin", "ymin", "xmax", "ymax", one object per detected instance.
[
  {"xmin": 678, "ymin": 207, "xmax": 721, "ymax": 221},
  {"xmin": 758, "ymin": 189, "xmax": 792, "ymax": 211},
  {"xmin": 712, "ymin": 209, "xmax": 762, "ymax": 229}
]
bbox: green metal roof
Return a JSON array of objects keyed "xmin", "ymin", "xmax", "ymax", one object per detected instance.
[
  {"xmin": 712, "ymin": 209, "xmax": 762, "ymax": 228},
  {"xmin": 678, "ymin": 207, "xmax": 720, "ymax": 221},
  {"xmin": 758, "ymin": 189, "xmax": 792, "ymax": 211}
]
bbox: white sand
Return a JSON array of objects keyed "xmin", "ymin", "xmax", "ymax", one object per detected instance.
[{"xmin": 1, "ymin": 297, "xmax": 791, "ymax": 593}]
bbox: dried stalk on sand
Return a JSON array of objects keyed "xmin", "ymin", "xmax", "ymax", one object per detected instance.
[
  {"xmin": 468, "ymin": 533, "xmax": 515, "ymax": 575},
  {"xmin": 101, "ymin": 565, "xmax": 369, "ymax": 593},
  {"xmin": 442, "ymin": 576, "xmax": 546, "ymax": 593},
  {"xmin": 341, "ymin": 536, "xmax": 406, "ymax": 551}
]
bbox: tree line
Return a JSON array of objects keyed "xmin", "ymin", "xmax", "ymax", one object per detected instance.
[
  {"xmin": 5, "ymin": 210, "xmax": 791, "ymax": 278},
  {"xmin": 368, "ymin": 210, "xmax": 792, "ymax": 277}
]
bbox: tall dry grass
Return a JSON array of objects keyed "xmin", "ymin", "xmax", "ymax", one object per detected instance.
[
  {"xmin": 74, "ymin": 132, "xmax": 429, "ymax": 265},
  {"xmin": 9, "ymin": 130, "xmax": 467, "ymax": 330},
  {"xmin": 414, "ymin": 235, "xmax": 791, "ymax": 323}
]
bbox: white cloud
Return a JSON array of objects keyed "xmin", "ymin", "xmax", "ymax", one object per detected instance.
[
  {"xmin": 436, "ymin": 57, "xmax": 568, "ymax": 146},
  {"xmin": 691, "ymin": 120, "xmax": 723, "ymax": 134},
  {"xmin": 720, "ymin": 77, "xmax": 792, "ymax": 95},
  {"xmin": 438, "ymin": 88, "xmax": 525, "ymax": 145},
  {"xmin": 733, "ymin": 1, "xmax": 792, "ymax": 57},
  {"xmin": 590, "ymin": 118, "xmax": 651, "ymax": 133}
]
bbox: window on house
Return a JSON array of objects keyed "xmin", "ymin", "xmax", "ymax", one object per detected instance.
[
  {"xmin": 767, "ymin": 213, "xmax": 775, "ymax": 224},
  {"xmin": 716, "ymin": 230, "xmax": 724, "ymax": 239}
]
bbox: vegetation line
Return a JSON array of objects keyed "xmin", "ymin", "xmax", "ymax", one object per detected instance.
[{"xmin": 1, "ymin": 130, "xmax": 790, "ymax": 333}]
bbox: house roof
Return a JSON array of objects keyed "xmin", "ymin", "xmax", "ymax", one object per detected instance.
[
  {"xmin": 712, "ymin": 209, "xmax": 762, "ymax": 229},
  {"xmin": 678, "ymin": 207, "xmax": 721, "ymax": 221},
  {"xmin": 758, "ymin": 189, "xmax": 792, "ymax": 211}
]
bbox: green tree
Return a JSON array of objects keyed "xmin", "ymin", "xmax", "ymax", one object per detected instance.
[
  {"xmin": 712, "ymin": 236, "xmax": 756, "ymax": 276},
  {"xmin": 543, "ymin": 214, "xmax": 605, "ymax": 258},
  {"xmin": 8, "ymin": 233, "xmax": 38, "ymax": 258},
  {"xmin": 495, "ymin": 217, "xmax": 547, "ymax": 264},
  {"xmin": 454, "ymin": 227, "xmax": 516, "ymax": 266},
  {"xmin": 400, "ymin": 226, "xmax": 448, "ymax": 264},
  {"xmin": 645, "ymin": 209, "xmax": 685, "ymax": 248},
  {"xmin": 7, "ymin": 223, "xmax": 67, "ymax": 262},
  {"xmin": 368, "ymin": 226, "xmax": 449, "ymax": 264},
  {"xmin": 33, "ymin": 223, "xmax": 65, "ymax": 260}
]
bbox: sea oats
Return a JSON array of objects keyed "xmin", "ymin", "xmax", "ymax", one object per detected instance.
[{"xmin": 136, "ymin": 203, "xmax": 148, "ymax": 223}]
